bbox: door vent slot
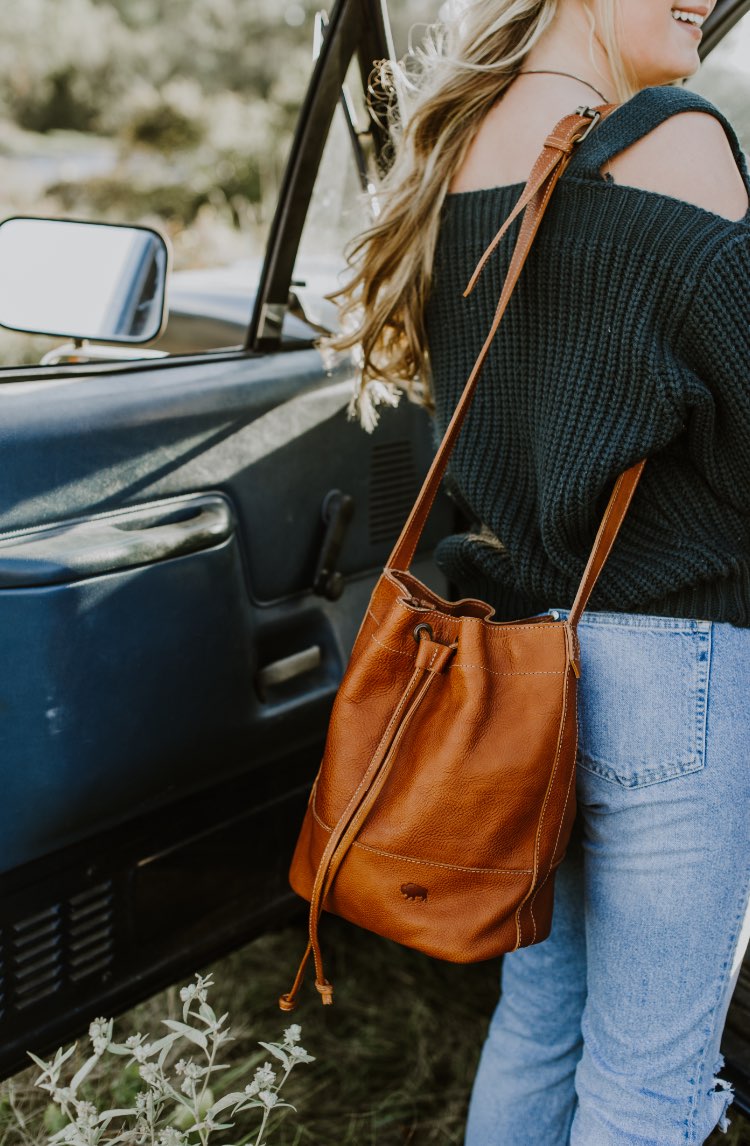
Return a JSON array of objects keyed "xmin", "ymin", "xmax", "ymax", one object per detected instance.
[
  {"xmin": 12, "ymin": 906, "xmax": 63, "ymax": 1010},
  {"xmin": 68, "ymin": 882, "xmax": 114, "ymax": 982},
  {"xmin": 7, "ymin": 881, "xmax": 115, "ymax": 1009},
  {"xmin": 369, "ymin": 441, "xmax": 420, "ymax": 545}
]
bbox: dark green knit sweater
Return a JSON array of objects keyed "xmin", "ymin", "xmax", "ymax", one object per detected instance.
[{"xmin": 424, "ymin": 87, "xmax": 750, "ymax": 627}]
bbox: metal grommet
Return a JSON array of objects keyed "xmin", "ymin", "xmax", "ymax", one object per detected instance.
[{"xmin": 413, "ymin": 622, "xmax": 434, "ymax": 643}]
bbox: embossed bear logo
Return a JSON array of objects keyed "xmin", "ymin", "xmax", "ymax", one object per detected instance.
[{"xmin": 400, "ymin": 882, "xmax": 428, "ymax": 903}]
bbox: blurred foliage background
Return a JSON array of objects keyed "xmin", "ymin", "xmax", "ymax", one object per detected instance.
[
  {"xmin": 0, "ymin": 0, "xmax": 745, "ymax": 270},
  {"xmin": 0, "ymin": 0, "xmax": 745, "ymax": 367},
  {"xmin": 0, "ymin": 0, "xmax": 432, "ymax": 274}
]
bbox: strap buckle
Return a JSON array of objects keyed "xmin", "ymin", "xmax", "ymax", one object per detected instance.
[{"xmin": 573, "ymin": 106, "xmax": 602, "ymax": 143}]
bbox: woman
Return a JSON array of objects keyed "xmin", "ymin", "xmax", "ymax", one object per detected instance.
[{"xmin": 327, "ymin": 0, "xmax": 750, "ymax": 1142}]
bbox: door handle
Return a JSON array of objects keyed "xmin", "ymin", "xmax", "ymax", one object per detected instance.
[
  {"xmin": 256, "ymin": 645, "xmax": 323, "ymax": 700},
  {"xmin": 313, "ymin": 490, "xmax": 354, "ymax": 601},
  {"xmin": 0, "ymin": 495, "xmax": 234, "ymax": 587}
]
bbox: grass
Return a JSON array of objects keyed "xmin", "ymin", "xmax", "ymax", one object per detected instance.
[{"xmin": 2, "ymin": 916, "xmax": 749, "ymax": 1144}]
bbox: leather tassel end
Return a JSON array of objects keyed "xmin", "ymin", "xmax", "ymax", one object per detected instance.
[
  {"xmin": 278, "ymin": 993, "xmax": 298, "ymax": 1012},
  {"xmin": 315, "ymin": 979, "xmax": 334, "ymax": 1005}
]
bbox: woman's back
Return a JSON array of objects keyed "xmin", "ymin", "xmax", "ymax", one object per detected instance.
[
  {"xmin": 448, "ymin": 72, "xmax": 748, "ymax": 221},
  {"xmin": 424, "ymin": 86, "xmax": 750, "ymax": 625},
  {"xmin": 324, "ymin": 4, "xmax": 750, "ymax": 1138}
]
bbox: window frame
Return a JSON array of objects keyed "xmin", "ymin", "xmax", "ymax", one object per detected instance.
[{"xmin": 247, "ymin": 0, "xmax": 393, "ymax": 354}]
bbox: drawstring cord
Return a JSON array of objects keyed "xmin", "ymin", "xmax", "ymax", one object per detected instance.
[{"xmin": 279, "ymin": 635, "xmax": 456, "ymax": 1010}]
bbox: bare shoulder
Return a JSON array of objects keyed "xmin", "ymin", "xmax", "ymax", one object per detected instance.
[{"xmin": 607, "ymin": 110, "xmax": 749, "ymax": 222}]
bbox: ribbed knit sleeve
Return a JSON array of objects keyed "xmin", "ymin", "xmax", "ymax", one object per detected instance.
[{"xmin": 674, "ymin": 232, "xmax": 750, "ymax": 515}]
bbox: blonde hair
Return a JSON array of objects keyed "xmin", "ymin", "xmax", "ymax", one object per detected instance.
[{"xmin": 323, "ymin": 0, "xmax": 636, "ymax": 431}]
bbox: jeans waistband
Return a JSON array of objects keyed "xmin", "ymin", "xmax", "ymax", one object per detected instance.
[{"xmin": 547, "ymin": 607, "xmax": 713, "ymax": 633}]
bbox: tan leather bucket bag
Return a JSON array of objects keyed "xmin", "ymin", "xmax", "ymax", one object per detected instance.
[{"xmin": 281, "ymin": 105, "xmax": 645, "ymax": 1011}]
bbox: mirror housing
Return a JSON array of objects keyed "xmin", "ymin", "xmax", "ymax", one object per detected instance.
[{"xmin": 0, "ymin": 217, "xmax": 169, "ymax": 345}]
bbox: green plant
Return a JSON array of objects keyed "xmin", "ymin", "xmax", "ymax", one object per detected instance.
[{"xmin": 25, "ymin": 973, "xmax": 313, "ymax": 1146}]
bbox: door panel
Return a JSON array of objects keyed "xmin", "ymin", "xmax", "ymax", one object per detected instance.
[
  {"xmin": 0, "ymin": 347, "xmax": 450, "ymax": 1076},
  {"xmin": 6, "ymin": 0, "xmax": 745, "ymax": 1103},
  {"xmin": 0, "ymin": 0, "xmax": 455, "ymax": 1076}
]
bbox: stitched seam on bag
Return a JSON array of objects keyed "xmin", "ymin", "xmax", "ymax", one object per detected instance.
[
  {"xmin": 397, "ymin": 609, "xmax": 554, "ymax": 632},
  {"xmin": 310, "ymin": 805, "xmax": 533, "ymax": 875},
  {"xmin": 453, "ymin": 663, "xmax": 564, "ymax": 676},
  {"xmin": 371, "ymin": 632, "xmax": 422, "ymax": 660},
  {"xmin": 376, "ymin": 589, "xmax": 558, "ymax": 635},
  {"xmin": 550, "ymin": 649, "xmax": 579, "ymax": 868},
  {"xmin": 342, "ymin": 667, "xmax": 423, "ymax": 817},
  {"xmin": 327, "ymin": 672, "xmax": 440, "ymax": 895},
  {"xmin": 310, "ymin": 663, "xmax": 429, "ymax": 878},
  {"xmin": 369, "ymin": 632, "xmax": 565, "ymax": 673},
  {"xmin": 549, "ymin": 707, "xmax": 577, "ymax": 868},
  {"xmin": 314, "ymin": 666, "xmax": 423, "ymax": 887},
  {"xmin": 531, "ymin": 664, "xmax": 571, "ymax": 944},
  {"xmin": 516, "ymin": 657, "xmax": 571, "ymax": 948},
  {"xmin": 343, "ymin": 680, "xmax": 431, "ymax": 836},
  {"xmin": 308, "ymin": 666, "xmax": 427, "ymax": 951},
  {"xmin": 369, "ymin": 631, "xmax": 564, "ymax": 674}
]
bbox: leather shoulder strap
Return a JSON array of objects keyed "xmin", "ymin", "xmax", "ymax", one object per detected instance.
[
  {"xmin": 567, "ymin": 459, "xmax": 645, "ymax": 627},
  {"xmin": 387, "ymin": 105, "xmax": 622, "ymax": 558}
]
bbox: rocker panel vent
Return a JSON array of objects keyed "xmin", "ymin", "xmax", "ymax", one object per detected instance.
[
  {"xmin": 8, "ymin": 880, "xmax": 115, "ymax": 1011},
  {"xmin": 12, "ymin": 906, "xmax": 63, "ymax": 1010},
  {"xmin": 69, "ymin": 882, "xmax": 115, "ymax": 982},
  {"xmin": 369, "ymin": 441, "xmax": 420, "ymax": 545}
]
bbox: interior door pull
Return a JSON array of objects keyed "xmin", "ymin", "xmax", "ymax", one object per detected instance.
[
  {"xmin": 0, "ymin": 495, "xmax": 233, "ymax": 588},
  {"xmin": 313, "ymin": 490, "xmax": 354, "ymax": 601},
  {"xmin": 256, "ymin": 646, "xmax": 322, "ymax": 696}
]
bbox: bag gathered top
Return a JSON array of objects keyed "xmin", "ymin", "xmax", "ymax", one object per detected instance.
[{"xmin": 280, "ymin": 103, "xmax": 646, "ymax": 1011}]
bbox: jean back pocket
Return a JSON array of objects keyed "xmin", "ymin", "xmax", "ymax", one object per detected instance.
[{"xmin": 573, "ymin": 612, "xmax": 711, "ymax": 788}]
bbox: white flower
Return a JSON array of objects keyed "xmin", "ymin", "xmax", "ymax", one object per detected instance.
[
  {"xmin": 254, "ymin": 1063, "xmax": 276, "ymax": 1089},
  {"xmin": 125, "ymin": 1034, "xmax": 154, "ymax": 1062},
  {"xmin": 139, "ymin": 1063, "xmax": 160, "ymax": 1087},
  {"xmin": 88, "ymin": 1019, "xmax": 110, "ymax": 1055},
  {"xmin": 73, "ymin": 1100, "xmax": 98, "ymax": 1128},
  {"xmin": 178, "ymin": 1060, "xmax": 202, "ymax": 1080},
  {"xmin": 180, "ymin": 973, "xmax": 213, "ymax": 1010},
  {"xmin": 157, "ymin": 1130, "xmax": 186, "ymax": 1145},
  {"xmin": 134, "ymin": 1044, "xmax": 153, "ymax": 1063},
  {"xmin": 284, "ymin": 1024, "xmax": 302, "ymax": 1044},
  {"xmin": 258, "ymin": 1089, "xmax": 278, "ymax": 1109},
  {"xmin": 195, "ymin": 976, "xmax": 212, "ymax": 1005}
]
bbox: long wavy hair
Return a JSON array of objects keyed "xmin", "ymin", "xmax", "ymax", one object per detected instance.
[{"xmin": 321, "ymin": 0, "xmax": 636, "ymax": 430}]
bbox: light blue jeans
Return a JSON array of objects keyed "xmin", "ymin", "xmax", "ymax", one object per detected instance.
[{"xmin": 465, "ymin": 609, "xmax": 750, "ymax": 1146}]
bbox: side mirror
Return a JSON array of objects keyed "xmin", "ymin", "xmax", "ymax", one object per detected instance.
[{"xmin": 0, "ymin": 217, "xmax": 169, "ymax": 345}]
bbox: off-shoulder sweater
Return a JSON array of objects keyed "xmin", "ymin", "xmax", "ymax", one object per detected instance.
[{"xmin": 424, "ymin": 86, "xmax": 750, "ymax": 626}]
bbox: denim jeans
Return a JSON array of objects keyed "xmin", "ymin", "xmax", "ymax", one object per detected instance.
[{"xmin": 465, "ymin": 609, "xmax": 750, "ymax": 1146}]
